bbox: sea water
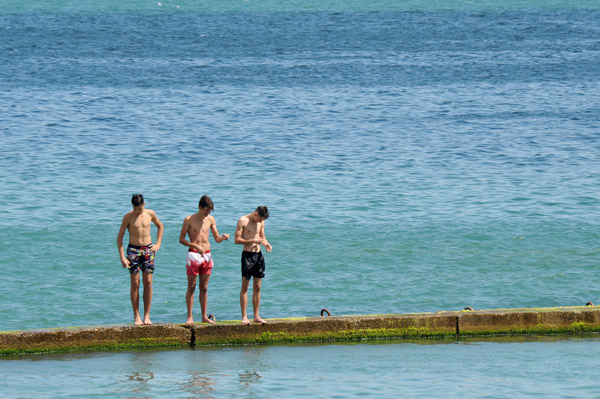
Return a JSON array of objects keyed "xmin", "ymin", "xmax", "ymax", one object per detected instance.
[
  {"xmin": 1, "ymin": 0, "xmax": 599, "ymax": 397},
  {"xmin": 0, "ymin": 338, "xmax": 599, "ymax": 398}
]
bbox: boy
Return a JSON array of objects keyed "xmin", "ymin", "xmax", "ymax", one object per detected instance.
[
  {"xmin": 234, "ymin": 206, "xmax": 272, "ymax": 325},
  {"xmin": 117, "ymin": 194, "xmax": 164, "ymax": 325},
  {"xmin": 179, "ymin": 195, "xmax": 229, "ymax": 325}
]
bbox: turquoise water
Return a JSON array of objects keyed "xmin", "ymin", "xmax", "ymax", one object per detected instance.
[
  {"xmin": 2, "ymin": 338, "xmax": 600, "ymax": 398},
  {"xmin": 1, "ymin": 0, "xmax": 600, "ymax": 396},
  {"xmin": 4, "ymin": 0, "xmax": 600, "ymax": 12}
]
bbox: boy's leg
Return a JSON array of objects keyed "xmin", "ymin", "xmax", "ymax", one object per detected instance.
[
  {"xmin": 186, "ymin": 274, "xmax": 197, "ymax": 325},
  {"xmin": 130, "ymin": 272, "xmax": 142, "ymax": 325},
  {"xmin": 199, "ymin": 274, "xmax": 214, "ymax": 324},
  {"xmin": 142, "ymin": 271, "xmax": 153, "ymax": 325},
  {"xmin": 252, "ymin": 278, "xmax": 266, "ymax": 324},
  {"xmin": 240, "ymin": 277, "xmax": 251, "ymax": 325}
]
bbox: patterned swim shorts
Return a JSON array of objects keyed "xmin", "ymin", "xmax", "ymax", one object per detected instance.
[{"xmin": 127, "ymin": 244, "xmax": 155, "ymax": 274}]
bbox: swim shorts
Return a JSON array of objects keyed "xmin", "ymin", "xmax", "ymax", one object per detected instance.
[
  {"xmin": 241, "ymin": 251, "xmax": 265, "ymax": 280},
  {"xmin": 186, "ymin": 249, "xmax": 213, "ymax": 276},
  {"xmin": 127, "ymin": 244, "xmax": 155, "ymax": 274}
]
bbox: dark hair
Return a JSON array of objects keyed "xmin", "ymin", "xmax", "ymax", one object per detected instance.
[
  {"xmin": 255, "ymin": 206, "xmax": 269, "ymax": 219},
  {"xmin": 199, "ymin": 195, "xmax": 214, "ymax": 211},
  {"xmin": 131, "ymin": 194, "xmax": 144, "ymax": 207}
]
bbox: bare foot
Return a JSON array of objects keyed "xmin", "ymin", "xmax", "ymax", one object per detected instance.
[
  {"xmin": 254, "ymin": 316, "xmax": 267, "ymax": 324},
  {"xmin": 202, "ymin": 317, "xmax": 216, "ymax": 324},
  {"xmin": 186, "ymin": 317, "xmax": 195, "ymax": 326},
  {"xmin": 241, "ymin": 318, "xmax": 250, "ymax": 325},
  {"xmin": 143, "ymin": 318, "xmax": 152, "ymax": 325},
  {"xmin": 134, "ymin": 317, "xmax": 143, "ymax": 326}
]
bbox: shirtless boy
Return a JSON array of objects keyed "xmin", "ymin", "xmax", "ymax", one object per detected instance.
[
  {"xmin": 179, "ymin": 195, "xmax": 229, "ymax": 325},
  {"xmin": 117, "ymin": 194, "xmax": 164, "ymax": 325},
  {"xmin": 234, "ymin": 206, "xmax": 272, "ymax": 325}
]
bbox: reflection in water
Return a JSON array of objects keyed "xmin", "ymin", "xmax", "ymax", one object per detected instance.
[
  {"xmin": 238, "ymin": 370, "xmax": 262, "ymax": 398},
  {"xmin": 239, "ymin": 370, "xmax": 262, "ymax": 386},
  {"xmin": 124, "ymin": 351, "xmax": 157, "ymax": 396},
  {"xmin": 182, "ymin": 372, "xmax": 218, "ymax": 399},
  {"xmin": 127, "ymin": 372, "xmax": 154, "ymax": 383},
  {"xmin": 237, "ymin": 347, "xmax": 265, "ymax": 397},
  {"xmin": 3, "ymin": 340, "xmax": 600, "ymax": 398}
]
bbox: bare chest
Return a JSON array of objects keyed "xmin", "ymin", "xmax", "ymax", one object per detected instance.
[
  {"xmin": 130, "ymin": 214, "xmax": 151, "ymax": 230},
  {"xmin": 189, "ymin": 218, "xmax": 211, "ymax": 237},
  {"xmin": 243, "ymin": 222, "xmax": 260, "ymax": 236}
]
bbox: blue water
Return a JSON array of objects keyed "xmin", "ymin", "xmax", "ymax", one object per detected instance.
[
  {"xmin": 1, "ymin": 0, "xmax": 600, "ymax": 396},
  {"xmin": 2, "ymin": 338, "xmax": 600, "ymax": 398}
]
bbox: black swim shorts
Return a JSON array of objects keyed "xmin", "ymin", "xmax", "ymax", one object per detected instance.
[{"xmin": 241, "ymin": 251, "xmax": 265, "ymax": 280}]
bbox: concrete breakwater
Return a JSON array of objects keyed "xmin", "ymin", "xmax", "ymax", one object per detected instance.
[{"xmin": 2, "ymin": 306, "xmax": 600, "ymax": 356}]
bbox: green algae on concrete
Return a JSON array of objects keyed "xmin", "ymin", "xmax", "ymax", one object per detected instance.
[
  {"xmin": 456, "ymin": 306, "xmax": 600, "ymax": 336},
  {"xmin": 183, "ymin": 307, "xmax": 600, "ymax": 346},
  {"xmin": 3, "ymin": 306, "xmax": 600, "ymax": 356},
  {"xmin": 0, "ymin": 324, "xmax": 191, "ymax": 356},
  {"xmin": 189, "ymin": 314, "xmax": 458, "ymax": 346}
]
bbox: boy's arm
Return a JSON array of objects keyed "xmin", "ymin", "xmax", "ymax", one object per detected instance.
[
  {"xmin": 150, "ymin": 211, "xmax": 164, "ymax": 252},
  {"xmin": 117, "ymin": 215, "xmax": 130, "ymax": 268},
  {"xmin": 210, "ymin": 216, "xmax": 229, "ymax": 243},
  {"xmin": 260, "ymin": 222, "xmax": 272, "ymax": 252},
  {"xmin": 179, "ymin": 217, "xmax": 204, "ymax": 253},
  {"xmin": 234, "ymin": 218, "xmax": 258, "ymax": 245}
]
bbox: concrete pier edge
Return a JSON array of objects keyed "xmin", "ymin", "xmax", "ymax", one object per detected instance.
[{"xmin": 2, "ymin": 305, "xmax": 600, "ymax": 356}]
